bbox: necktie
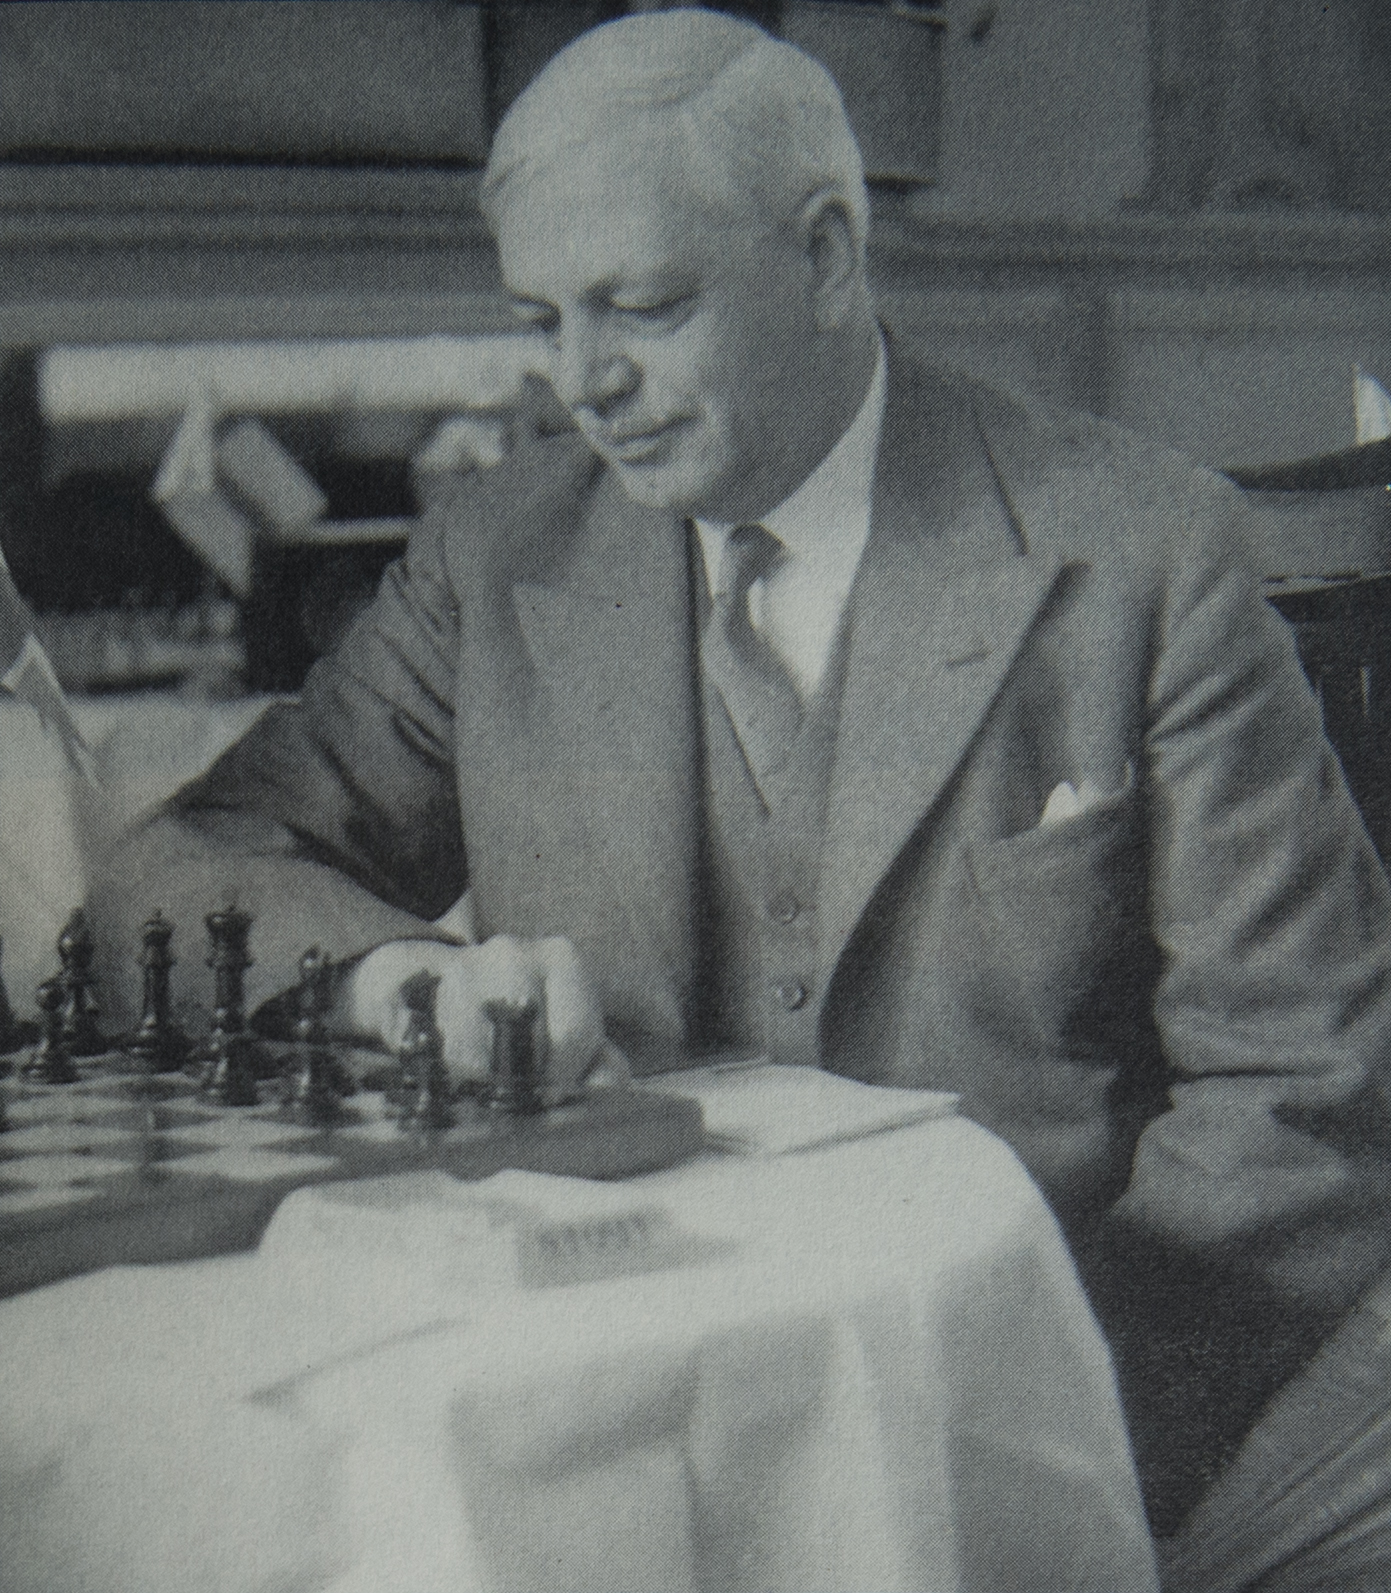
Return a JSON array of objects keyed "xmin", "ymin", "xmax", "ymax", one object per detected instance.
[{"xmin": 703, "ymin": 522, "xmax": 803, "ymax": 789}]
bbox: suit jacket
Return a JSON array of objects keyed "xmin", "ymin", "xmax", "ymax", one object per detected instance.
[{"xmin": 97, "ymin": 355, "xmax": 1391, "ymax": 1437}]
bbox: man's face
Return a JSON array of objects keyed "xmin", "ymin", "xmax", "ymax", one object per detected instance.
[{"xmin": 495, "ymin": 136, "xmax": 821, "ymax": 522}]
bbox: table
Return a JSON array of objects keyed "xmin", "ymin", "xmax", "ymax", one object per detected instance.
[{"xmin": 0, "ymin": 1114, "xmax": 1158, "ymax": 1593}]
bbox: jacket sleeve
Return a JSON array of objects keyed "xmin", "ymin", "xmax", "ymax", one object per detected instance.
[
  {"xmin": 92, "ymin": 484, "xmax": 470, "ymax": 1026},
  {"xmin": 1113, "ymin": 490, "xmax": 1391, "ymax": 1317},
  {"xmin": 1064, "ymin": 494, "xmax": 1391, "ymax": 1530}
]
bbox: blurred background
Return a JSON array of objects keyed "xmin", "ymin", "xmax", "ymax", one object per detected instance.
[{"xmin": 2, "ymin": 0, "xmax": 1390, "ymax": 693}]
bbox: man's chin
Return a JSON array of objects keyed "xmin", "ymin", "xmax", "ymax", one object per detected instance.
[{"xmin": 608, "ymin": 457, "xmax": 709, "ymax": 515}]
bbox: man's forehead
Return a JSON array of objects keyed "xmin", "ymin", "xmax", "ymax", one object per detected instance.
[{"xmin": 496, "ymin": 137, "xmax": 711, "ymax": 296}]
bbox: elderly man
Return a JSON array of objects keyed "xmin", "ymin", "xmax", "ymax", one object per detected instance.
[{"xmin": 99, "ymin": 9, "xmax": 1391, "ymax": 1582}]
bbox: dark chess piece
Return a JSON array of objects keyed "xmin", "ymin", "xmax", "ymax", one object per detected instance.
[
  {"xmin": 482, "ymin": 997, "xmax": 544, "ymax": 1116},
  {"xmin": 200, "ymin": 1025, "xmax": 261, "ymax": 1102},
  {"xmin": 0, "ymin": 934, "xmax": 35, "ymax": 1057},
  {"xmin": 57, "ymin": 909, "xmax": 105, "ymax": 1058},
  {"xmin": 204, "ymin": 905, "xmax": 251, "ymax": 1053},
  {"xmin": 198, "ymin": 906, "xmax": 263, "ymax": 1105},
  {"xmin": 129, "ymin": 912, "xmax": 189, "ymax": 1073},
  {"xmin": 282, "ymin": 947, "xmax": 348, "ymax": 1126},
  {"xmin": 296, "ymin": 949, "xmax": 355, "ymax": 1095},
  {"xmin": 397, "ymin": 969, "xmax": 454, "ymax": 1132},
  {"xmin": 203, "ymin": 1031, "xmax": 259, "ymax": 1107},
  {"xmin": 26, "ymin": 975, "xmax": 78, "ymax": 1084}
]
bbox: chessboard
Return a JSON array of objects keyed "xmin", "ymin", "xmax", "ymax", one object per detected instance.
[
  {"xmin": 0, "ymin": 905, "xmax": 705, "ymax": 1298},
  {"xmin": 0, "ymin": 1054, "xmax": 704, "ymax": 1300}
]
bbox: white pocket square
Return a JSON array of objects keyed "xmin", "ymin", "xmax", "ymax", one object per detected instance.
[{"xmin": 1039, "ymin": 777, "xmax": 1107, "ymax": 828}]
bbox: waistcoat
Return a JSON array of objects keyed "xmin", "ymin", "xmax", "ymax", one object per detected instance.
[{"xmin": 691, "ymin": 532, "xmax": 852, "ymax": 1067}]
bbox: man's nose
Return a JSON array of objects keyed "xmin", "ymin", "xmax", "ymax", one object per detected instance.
[{"xmin": 554, "ymin": 340, "xmax": 639, "ymax": 417}]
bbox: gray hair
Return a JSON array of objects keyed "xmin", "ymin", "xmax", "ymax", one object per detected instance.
[{"xmin": 481, "ymin": 7, "xmax": 869, "ymax": 258}]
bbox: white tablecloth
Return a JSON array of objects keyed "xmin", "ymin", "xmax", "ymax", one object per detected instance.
[{"xmin": 0, "ymin": 1117, "xmax": 1157, "ymax": 1593}]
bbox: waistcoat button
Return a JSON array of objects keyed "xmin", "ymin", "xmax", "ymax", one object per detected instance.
[
  {"xmin": 775, "ymin": 981, "xmax": 808, "ymax": 1011},
  {"xmin": 768, "ymin": 892, "xmax": 800, "ymax": 925}
]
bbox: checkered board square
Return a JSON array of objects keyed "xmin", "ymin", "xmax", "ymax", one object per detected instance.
[
  {"xmin": 0, "ymin": 1073, "xmax": 352, "ymax": 1215},
  {"xmin": 0, "ymin": 1055, "xmax": 704, "ymax": 1299}
]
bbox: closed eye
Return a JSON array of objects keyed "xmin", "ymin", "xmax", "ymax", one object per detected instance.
[
  {"xmin": 509, "ymin": 299, "xmax": 559, "ymax": 335},
  {"xmin": 610, "ymin": 293, "xmax": 695, "ymax": 327}
]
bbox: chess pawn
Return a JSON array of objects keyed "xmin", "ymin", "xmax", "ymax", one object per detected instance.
[
  {"xmin": 57, "ymin": 908, "xmax": 104, "ymax": 1058},
  {"xmin": 282, "ymin": 947, "xmax": 347, "ymax": 1126},
  {"xmin": 27, "ymin": 976, "xmax": 78, "ymax": 1085},
  {"xmin": 202, "ymin": 1031, "xmax": 260, "ymax": 1108},
  {"xmin": 482, "ymin": 997, "xmax": 544, "ymax": 1116},
  {"xmin": 397, "ymin": 969, "xmax": 454, "ymax": 1132},
  {"xmin": 291, "ymin": 947, "xmax": 333, "ymax": 1046},
  {"xmin": 129, "ymin": 912, "xmax": 188, "ymax": 1073}
]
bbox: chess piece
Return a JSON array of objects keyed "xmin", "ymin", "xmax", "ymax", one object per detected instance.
[
  {"xmin": 204, "ymin": 905, "xmax": 251, "ymax": 1051},
  {"xmin": 483, "ymin": 997, "xmax": 544, "ymax": 1115},
  {"xmin": 292, "ymin": 946, "xmax": 333, "ymax": 1048},
  {"xmin": 129, "ymin": 912, "xmax": 188, "ymax": 1073},
  {"xmin": 397, "ymin": 969, "xmax": 454, "ymax": 1132},
  {"xmin": 282, "ymin": 947, "xmax": 348, "ymax": 1126},
  {"xmin": 26, "ymin": 976, "xmax": 78, "ymax": 1084},
  {"xmin": 202, "ymin": 1029, "xmax": 260, "ymax": 1107},
  {"xmin": 57, "ymin": 909, "xmax": 105, "ymax": 1058},
  {"xmin": 199, "ymin": 906, "xmax": 261, "ymax": 1105}
]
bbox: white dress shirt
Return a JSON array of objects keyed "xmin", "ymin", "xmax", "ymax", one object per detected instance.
[{"xmin": 695, "ymin": 336, "xmax": 888, "ymax": 702}]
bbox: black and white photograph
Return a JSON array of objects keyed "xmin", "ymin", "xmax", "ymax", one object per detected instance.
[{"xmin": 3, "ymin": 3, "xmax": 1391, "ymax": 1589}]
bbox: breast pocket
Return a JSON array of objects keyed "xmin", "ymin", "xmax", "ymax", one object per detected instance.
[{"xmin": 965, "ymin": 785, "xmax": 1150, "ymax": 1057}]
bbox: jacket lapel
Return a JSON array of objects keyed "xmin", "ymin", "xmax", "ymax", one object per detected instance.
[
  {"xmin": 817, "ymin": 364, "xmax": 1063, "ymax": 994},
  {"xmin": 469, "ymin": 360, "xmax": 1072, "ymax": 1050},
  {"xmin": 498, "ymin": 475, "xmax": 699, "ymax": 1044}
]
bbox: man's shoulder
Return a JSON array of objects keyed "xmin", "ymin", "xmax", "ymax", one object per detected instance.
[
  {"xmin": 980, "ymin": 375, "xmax": 1236, "ymax": 504},
  {"xmin": 893, "ymin": 351, "xmax": 1250, "ymax": 569}
]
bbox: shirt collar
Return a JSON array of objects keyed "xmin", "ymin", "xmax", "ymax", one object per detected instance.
[{"xmin": 696, "ymin": 333, "xmax": 887, "ymax": 591}]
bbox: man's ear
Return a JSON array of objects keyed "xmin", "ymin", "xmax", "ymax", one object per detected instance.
[{"xmin": 797, "ymin": 188, "xmax": 863, "ymax": 332}]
